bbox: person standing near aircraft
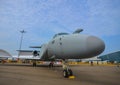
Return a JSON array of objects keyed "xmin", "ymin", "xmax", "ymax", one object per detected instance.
[
  {"xmin": 91, "ymin": 61, "xmax": 93, "ymax": 66},
  {"xmin": 33, "ymin": 60, "xmax": 36, "ymax": 67},
  {"xmin": 49, "ymin": 61, "xmax": 54, "ymax": 68}
]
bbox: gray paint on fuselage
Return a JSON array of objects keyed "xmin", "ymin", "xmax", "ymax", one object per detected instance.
[
  {"xmin": 46, "ymin": 34, "xmax": 105, "ymax": 59},
  {"xmin": 17, "ymin": 30, "xmax": 105, "ymax": 60}
]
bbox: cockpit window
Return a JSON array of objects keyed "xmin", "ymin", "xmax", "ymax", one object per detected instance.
[{"xmin": 53, "ymin": 33, "xmax": 68, "ymax": 38}]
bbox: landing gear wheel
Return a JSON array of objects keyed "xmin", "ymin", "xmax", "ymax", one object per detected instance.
[
  {"xmin": 68, "ymin": 69, "xmax": 73, "ymax": 76},
  {"xmin": 63, "ymin": 69, "xmax": 73, "ymax": 78},
  {"xmin": 63, "ymin": 70, "xmax": 68, "ymax": 78}
]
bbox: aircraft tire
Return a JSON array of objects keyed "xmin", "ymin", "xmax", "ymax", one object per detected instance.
[
  {"xmin": 68, "ymin": 69, "xmax": 73, "ymax": 76},
  {"xmin": 63, "ymin": 70, "xmax": 69, "ymax": 78}
]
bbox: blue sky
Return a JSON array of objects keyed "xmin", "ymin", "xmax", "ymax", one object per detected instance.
[{"xmin": 0, "ymin": 0, "xmax": 120, "ymax": 55}]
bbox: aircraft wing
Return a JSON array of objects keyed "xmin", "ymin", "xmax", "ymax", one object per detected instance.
[{"xmin": 19, "ymin": 56, "xmax": 41, "ymax": 60}]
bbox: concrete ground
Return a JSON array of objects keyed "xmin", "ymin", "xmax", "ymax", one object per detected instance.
[{"xmin": 0, "ymin": 64, "xmax": 120, "ymax": 85}]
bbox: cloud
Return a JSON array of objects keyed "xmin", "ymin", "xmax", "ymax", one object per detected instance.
[
  {"xmin": 0, "ymin": 0, "xmax": 120, "ymax": 55},
  {"xmin": 85, "ymin": 0, "xmax": 120, "ymax": 36},
  {"xmin": 1, "ymin": 0, "xmax": 120, "ymax": 36}
]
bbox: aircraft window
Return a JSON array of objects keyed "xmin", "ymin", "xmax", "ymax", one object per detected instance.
[
  {"xmin": 53, "ymin": 33, "xmax": 68, "ymax": 38},
  {"xmin": 52, "ymin": 40, "xmax": 55, "ymax": 44},
  {"xmin": 60, "ymin": 38, "xmax": 62, "ymax": 40},
  {"xmin": 60, "ymin": 42, "xmax": 62, "ymax": 45}
]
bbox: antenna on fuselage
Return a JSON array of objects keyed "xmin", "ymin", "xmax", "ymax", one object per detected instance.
[{"xmin": 73, "ymin": 29, "xmax": 83, "ymax": 34}]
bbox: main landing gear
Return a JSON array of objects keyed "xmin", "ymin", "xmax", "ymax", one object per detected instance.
[{"xmin": 62, "ymin": 60, "xmax": 74, "ymax": 78}]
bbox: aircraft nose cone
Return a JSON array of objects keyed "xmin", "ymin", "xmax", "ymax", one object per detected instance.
[{"xmin": 87, "ymin": 36, "xmax": 105, "ymax": 56}]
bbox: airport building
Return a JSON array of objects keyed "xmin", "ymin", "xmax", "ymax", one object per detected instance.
[{"xmin": 99, "ymin": 51, "xmax": 120, "ymax": 62}]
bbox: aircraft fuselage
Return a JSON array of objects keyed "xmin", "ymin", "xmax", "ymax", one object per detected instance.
[{"xmin": 40, "ymin": 33, "xmax": 105, "ymax": 59}]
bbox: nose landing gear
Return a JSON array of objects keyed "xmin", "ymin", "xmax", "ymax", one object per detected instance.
[
  {"xmin": 63, "ymin": 68, "xmax": 73, "ymax": 78},
  {"xmin": 62, "ymin": 60, "xmax": 75, "ymax": 78}
]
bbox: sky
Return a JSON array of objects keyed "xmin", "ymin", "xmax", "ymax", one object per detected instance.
[{"xmin": 0, "ymin": 0, "xmax": 120, "ymax": 56}]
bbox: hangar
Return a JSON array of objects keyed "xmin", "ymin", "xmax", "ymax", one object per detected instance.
[
  {"xmin": 0, "ymin": 49, "xmax": 12, "ymax": 59},
  {"xmin": 99, "ymin": 51, "xmax": 120, "ymax": 62}
]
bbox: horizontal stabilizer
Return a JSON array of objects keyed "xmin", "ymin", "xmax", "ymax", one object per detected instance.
[{"xmin": 29, "ymin": 46, "xmax": 41, "ymax": 48}]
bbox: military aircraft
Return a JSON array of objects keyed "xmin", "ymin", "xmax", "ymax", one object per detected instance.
[{"xmin": 18, "ymin": 29, "xmax": 105, "ymax": 78}]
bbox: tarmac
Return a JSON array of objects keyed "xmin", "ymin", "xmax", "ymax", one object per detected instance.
[{"xmin": 0, "ymin": 63, "xmax": 120, "ymax": 85}]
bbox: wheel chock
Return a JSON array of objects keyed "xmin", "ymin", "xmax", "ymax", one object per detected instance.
[{"xmin": 69, "ymin": 75, "xmax": 75, "ymax": 79}]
